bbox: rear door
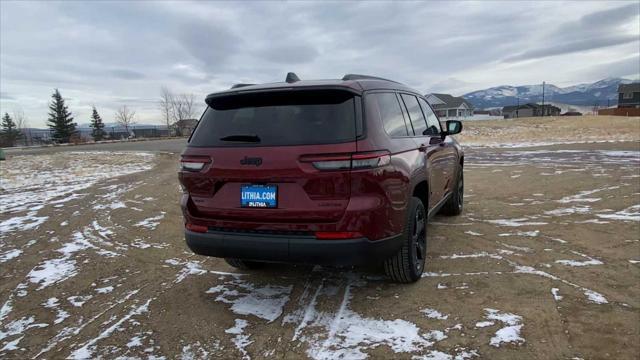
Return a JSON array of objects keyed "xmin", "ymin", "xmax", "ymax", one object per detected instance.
[
  {"xmin": 179, "ymin": 89, "xmax": 359, "ymax": 223},
  {"xmin": 418, "ymin": 97, "xmax": 459, "ymax": 195},
  {"xmin": 399, "ymin": 93, "xmax": 447, "ymax": 210}
]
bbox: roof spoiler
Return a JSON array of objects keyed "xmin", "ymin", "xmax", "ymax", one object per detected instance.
[{"xmin": 342, "ymin": 74, "xmax": 400, "ymax": 84}]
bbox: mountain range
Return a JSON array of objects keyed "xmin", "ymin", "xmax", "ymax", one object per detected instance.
[{"xmin": 462, "ymin": 78, "xmax": 636, "ymax": 109}]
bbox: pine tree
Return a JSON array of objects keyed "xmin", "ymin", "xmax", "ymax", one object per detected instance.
[
  {"xmin": 90, "ymin": 106, "xmax": 106, "ymax": 141},
  {"xmin": 1, "ymin": 113, "xmax": 22, "ymax": 147},
  {"xmin": 47, "ymin": 89, "xmax": 77, "ymax": 143}
]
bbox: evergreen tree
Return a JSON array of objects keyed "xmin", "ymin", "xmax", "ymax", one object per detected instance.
[
  {"xmin": 1, "ymin": 113, "xmax": 22, "ymax": 147},
  {"xmin": 90, "ymin": 106, "xmax": 106, "ymax": 141},
  {"xmin": 47, "ymin": 89, "xmax": 76, "ymax": 143}
]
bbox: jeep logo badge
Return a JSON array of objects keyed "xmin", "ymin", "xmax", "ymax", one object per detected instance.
[{"xmin": 240, "ymin": 156, "xmax": 262, "ymax": 166}]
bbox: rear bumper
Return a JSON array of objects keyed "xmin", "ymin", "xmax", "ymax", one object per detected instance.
[{"xmin": 185, "ymin": 229, "xmax": 403, "ymax": 266}]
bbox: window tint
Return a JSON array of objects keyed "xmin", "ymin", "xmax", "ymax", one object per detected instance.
[
  {"xmin": 400, "ymin": 94, "xmax": 427, "ymax": 136},
  {"xmin": 418, "ymin": 98, "xmax": 441, "ymax": 136},
  {"xmin": 189, "ymin": 90, "xmax": 356, "ymax": 147},
  {"xmin": 369, "ymin": 93, "xmax": 409, "ymax": 137}
]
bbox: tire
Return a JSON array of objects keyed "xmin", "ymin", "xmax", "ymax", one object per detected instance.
[
  {"xmin": 224, "ymin": 258, "xmax": 264, "ymax": 270},
  {"xmin": 441, "ymin": 165, "xmax": 463, "ymax": 216},
  {"xmin": 384, "ymin": 197, "xmax": 427, "ymax": 283}
]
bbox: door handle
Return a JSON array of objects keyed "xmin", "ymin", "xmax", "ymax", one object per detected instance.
[{"xmin": 418, "ymin": 144, "xmax": 428, "ymax": 152}]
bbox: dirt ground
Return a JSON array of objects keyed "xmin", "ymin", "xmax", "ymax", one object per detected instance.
[
  {"xmin": 457, "ymin": 115, "xmax": 640, "ymax": 147},
  {"xmin": 1, "ymin": 134, "xmax": 639, "ymax": 358}
]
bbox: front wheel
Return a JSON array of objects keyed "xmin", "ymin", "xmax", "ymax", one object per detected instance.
[
  {"xmin": 441, "ymin": 165, "xmax": 463, "ymax": 216},
  {"xmin": 384, "ymin": 197, "xmax": 427, "ymax": 283}
]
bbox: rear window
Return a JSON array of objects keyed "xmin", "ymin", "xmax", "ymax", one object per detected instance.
[{"xmin": 189, "ymin": 90, "xmax": 357, "ymax": 147}]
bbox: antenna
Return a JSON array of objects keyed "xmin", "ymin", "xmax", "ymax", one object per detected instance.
[{"xmin": 286, "ymin": 72, "xmax": 300, "ymax": 83}]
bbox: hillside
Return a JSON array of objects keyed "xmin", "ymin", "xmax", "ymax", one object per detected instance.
[{"xmin": 463, "ymin": 78, "xmax": 635, "ymax": 109}]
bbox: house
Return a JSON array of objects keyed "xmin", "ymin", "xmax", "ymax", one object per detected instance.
[
  {"xmin": 502, "ymin": 103, "xmax": 561, "ymax": 118},
  {"xmin": 425, "ymin": 93, "xmax": 474, "ymax": 120},
  {"xmin": 617, "ymin": 83, "xmax": 640, "ymax": 108},
  {"xmin": 172, "ymin": 119, "xmax": 198, "ymax": 137}
]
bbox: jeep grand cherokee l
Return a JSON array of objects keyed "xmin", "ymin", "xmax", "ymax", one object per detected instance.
[{"xmin": 179, "ymin": 73, "xmax": 464, "ymax": 283}]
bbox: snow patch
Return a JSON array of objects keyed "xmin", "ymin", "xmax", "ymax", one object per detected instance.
[
  {"xmin": 420, "ymin": 308, "xmax": 449, "ymax": 320},
  {"xmin": 484, "ymin": 309, "xmax": 524, "ymax": 347},
  {"xmin": 207, "ymin": 279, "xmax": 292, "ymax": 322}
]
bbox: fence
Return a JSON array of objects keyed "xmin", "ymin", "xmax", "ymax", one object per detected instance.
[
  {"xmin": 10, "ymin": 125, "xmax": 178, "ymax": 147},
  {"xmin": 597, "ymin": 108, "xmax": 640, "ymax": 116}
]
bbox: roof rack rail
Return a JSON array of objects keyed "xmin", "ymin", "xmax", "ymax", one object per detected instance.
[
  {"xmin": 230, "ymin": 83, "xmax": 254, "ymax": 89},
  {"xmin": 341, "ymin": 74, "xmax": 400, "ymax": 84}
]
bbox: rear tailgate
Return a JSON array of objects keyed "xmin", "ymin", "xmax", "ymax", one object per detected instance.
[{"xmin": 179, "ymin": 89, "xmax": 360, "ymax": 223}]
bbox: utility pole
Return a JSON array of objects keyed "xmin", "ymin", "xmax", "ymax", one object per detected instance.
[
  {"xmin": 541, "ymin": 81, "xmax": 545, "ymax": 117},
  {"xmin": 516, "ymin": 97, "xmax": 519, "ymax": 118}
]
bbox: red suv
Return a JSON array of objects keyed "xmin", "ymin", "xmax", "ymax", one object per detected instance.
[{"xmin": 179, "ymin": 73, "xmax": 464, "ymax": 282}]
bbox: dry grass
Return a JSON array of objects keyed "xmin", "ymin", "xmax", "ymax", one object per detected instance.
[{"xmin": 455, "ymin": 115, "xmax": 640, "ymax": 146}]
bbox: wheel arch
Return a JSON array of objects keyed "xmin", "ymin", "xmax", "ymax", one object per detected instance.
[{"xmin": 412, "ymin": 180, "xmax": 429, "ymax": 209}]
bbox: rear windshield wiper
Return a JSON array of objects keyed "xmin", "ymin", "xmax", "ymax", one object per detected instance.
[{"xmin": 219, "ymin": 134, "xmax": 261, "ymax": 143}]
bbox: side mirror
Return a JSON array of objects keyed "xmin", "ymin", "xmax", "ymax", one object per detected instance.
[{"xmin": 445, "ymin": 120, "xmax": 462, "ymax": 135}]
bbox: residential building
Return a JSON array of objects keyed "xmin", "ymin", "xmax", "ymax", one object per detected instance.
[
  {"xmin": 617, "ymin": 83, "xmax": 640, "ymax": 108},
  {"xmin": 172, "ymin": 119, "xmax": 198, "ymax": 137},
  {"xmin": 502, "ymin": 103, "xmax": 561, "ymax": 118},
  {"xmin": 425, "ymin": 93, "xmax": 474, "ymax": 120}
]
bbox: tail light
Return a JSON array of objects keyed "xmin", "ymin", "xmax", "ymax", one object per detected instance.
[
  {"xmin": 315, "ymin": 231, "xmax": 363, "ymax": 240},
  {"xmin": 301, "ymin": 151, "xmax": 390, "ymax": 171},
  {"xmin": 180, "ymin": 156, "xmax": 211, "ymax": 171},
  {"xmin": 186, "ymin": 222, "xmax": 208, "ymax": 233}
]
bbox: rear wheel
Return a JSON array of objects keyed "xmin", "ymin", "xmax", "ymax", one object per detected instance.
[
  {"xmin": 224, "ymin": 258, "xmax": 264, "ymax": 270},
  {"xmin": 384, "ymin": 197, "xmax": 427, "ymax": 283},
  {"xmin": 441, "ymin": 165, "xmax": 463, "ymax": 216}
]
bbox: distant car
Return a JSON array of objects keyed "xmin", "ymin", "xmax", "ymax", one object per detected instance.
[{"xmin": 179, "ymin": 73, "xmax": 464, "ymax": 283}]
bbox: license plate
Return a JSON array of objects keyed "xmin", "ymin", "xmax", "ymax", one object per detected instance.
[{"xmin": 241, "ymin": 184, "xmax": 277, "ymax": 208}]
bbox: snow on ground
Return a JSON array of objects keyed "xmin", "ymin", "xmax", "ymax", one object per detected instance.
[
  {"xmin": 486, "ymin": 218, "xmax": 548, "ymax": 227},
  {"xmin": 225, "ymin": 319, "xmax": 252, "ymax": 360},
  {"xmin": 555, "ymin": 251, "xmax": 603, "ymax": 267},
  {"xmin": 0, "ymin": 152, "xmax": 155, "ymax": 240},
  {"xmin": 484, "ymin": 309, "xmax": 525, "ymax": 347},
  {"xmin": 596, "ymin": 204, "xmax": 640, "ymax": 222},
  {"xmin": 207, "ymin": 278, "xmax": 293, "ymax": 322},
  {"xmin": 420, "ymin": 308, "xmax": 449, "ymax": 320},
  {"xmin": 134, "ymin": 212, "xmax": 166, "ymax": 230}
]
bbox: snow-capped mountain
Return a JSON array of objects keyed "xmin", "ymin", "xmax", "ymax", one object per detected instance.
[{"xmin": 463, "ymin": 78, "xmax": 635, "ymax": 109}]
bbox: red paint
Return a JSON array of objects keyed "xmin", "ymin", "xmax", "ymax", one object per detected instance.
[{"xmin": 179, "ymin": 79, "xmax": 463, "ymax": 245}]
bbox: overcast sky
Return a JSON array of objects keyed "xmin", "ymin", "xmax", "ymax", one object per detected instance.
[{"xmin": 1, "ymin": 1, "xmax": 639, "ymax": 127}]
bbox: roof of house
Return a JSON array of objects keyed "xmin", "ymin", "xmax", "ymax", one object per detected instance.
[
  {"xmin": 503, "ymin": 103, "xmax": 560, "ymax": 112},
  {"xmin": 427, "ymin": 93, "xmax": 474, "ymax": 109},
  {"xmin": 618, "ymin": 83, "xmax": 640, "ymax": 93}
]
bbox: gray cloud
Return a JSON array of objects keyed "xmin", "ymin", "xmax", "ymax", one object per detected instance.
[
  {"xmin": 504, "ymin": 3, "xmax": 640, "ymax": 62},
  {"xmin": 1, "ymin": 1, "xmax": 638, "ymax": 127},
  {"xmin": 109, "ymin": 69, "xmax": 146, "ymax": 80},
  {"xmin": 177, "ymin": 21, "xmax": 241, "ymax": 67},
  {"xmin": 505, "ymin": 34, "xmax": 639, "ymax": 62},
  {"xmin": 260, "ymin": 44, "xmax": 319, "ymax": 64},
  {"xmin": 0, "ymin": 92, "xmax": 14, "ymax": 100}
]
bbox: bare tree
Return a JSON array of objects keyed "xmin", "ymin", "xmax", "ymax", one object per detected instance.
[
  {"xmin": 115, "ymin": 105, "xmax": 136, "ymax": 138},
  {"xmin": 12, "ymin": 108, "xmax": 28, "ymax": 145},
  {"xmin": 159, "ymin": 86, "xmax": 175, "ymax": 132},
  {"xmin": 174, "ymin": 93, "xmax": 196, "ymax": 121}
]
